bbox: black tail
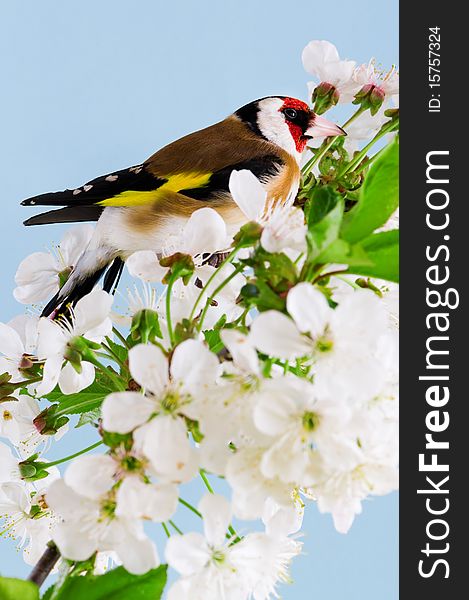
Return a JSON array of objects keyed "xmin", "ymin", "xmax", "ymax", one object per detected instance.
[{"xmin": 42, "ymin": 258, "xmax": 125, "ymax": 318}]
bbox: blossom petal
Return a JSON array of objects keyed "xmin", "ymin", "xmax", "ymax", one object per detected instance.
[
  {"xmin": 8, "ymin": 314, "xmax": 38, "ymax": 355},
  {"xmin": 220, "ymin": 329, "xmax": 259, "ymax": 374},
  {"xmin": 13, "ymin": 252, "xmax": 59, "ymax": 304},
  {"xmin": 0, "ymin": 323, "xmax": 24, "ymax": 359},
  {"xmin": 115, "ymin": 530, "xmax": 160, "ymax": 575},
  {"xmin": 199, "ymin": 493, "xmax": 232, "ymax": 547},
  {"xmin": 182, "ymin": 208, "xmax": 228, "ymax": 255},
  {"xmin": 52, "ymin": 521, "xmax": 98, "ymax": 561},
  {"xmin": 229, "ymin": 170, "xmax": 266, "ymax": 222},
  {"xmin": 101, "ymin": 392, "xmax": 154, "ymax": 434},
  {"xmin": 127, "ymin": 251, "xmax": 166, "ymax": 282},
  {"xmin": 286, "ymin": 283, "xmax": 331, "ymax": 337},
  {"xmin": 36, "ymin": 354, "xmax": 63, "ymax": 397},
  {"xmin": 128, "ymin": 343, "xmax": 169, "ymax": 395},
  {"xmin": 249, "ymin": 311, "xmax": 312, "ymax": 359},
  {"xmin": 58, "ymin": 361, "xmax": 95, "ymax": 395},
  {"xmin": 170, "ymin": 339, "xmax": 219, "ymax": 393},
  {"xmin": 37, "ymin": 318, "xmax": 67, "ymax": 359},
  {"xmin": 165, "ymin": 532, "xmax": 209, "ymax": 576},
  {"xmin": 302, "ymin": 40, "xmax": 340, "ymax": 73},
  {"xmin": 116, "ymin": 477, "xmax": 178, "ymax": 522},
  {"xmin": 73, "ymin": 289, "xmax": 113, "ymax": 335},
  {"xmin": 64, "ymin": 454, "xmax": 116, "ymax": 499},
  {"xmin": 59, "ymin": 225, "xmax": 94, "ymax": 265},
  {"xmin": 46, "ymin": 479, "xmax": 98, "ymax": 521},
  {"xmin": 135, "ymin": 416, "xmax": 197, "ymax": 483}
]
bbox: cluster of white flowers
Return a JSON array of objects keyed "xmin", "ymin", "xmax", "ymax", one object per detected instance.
[
  {"xmin": 1, "ymin": 39, "xmax": 398, "ymax": 599},
  {"xmin": 302, "ymin": 40, "xmax": 399, "ymax": 154}
]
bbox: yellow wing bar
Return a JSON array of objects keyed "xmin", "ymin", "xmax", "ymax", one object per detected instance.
[{"xmin": 97, "ymin": 172, "xmax": 212, "ymax": 207}]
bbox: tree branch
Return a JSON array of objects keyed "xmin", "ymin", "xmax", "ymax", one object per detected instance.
[{"xmin": 27, "ymin": 543, "xmax": 60, "ymax": 588}]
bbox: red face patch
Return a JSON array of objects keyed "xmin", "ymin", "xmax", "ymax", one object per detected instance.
[
  {"xmin": 280, "ymin": 98, "xmax": 311, "ymax": 153},
  {"xmin": 287, "ymin": 123, "xmax": 308, "ymax": 152},
  {"xmin": 281, "ymin": 97, "xmax": 310, "ymax": 112}
]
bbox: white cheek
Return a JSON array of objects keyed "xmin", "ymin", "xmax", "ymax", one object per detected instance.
[{"xmin": 257, "ymin": 109, "xmax": 302, "ymax": 162}]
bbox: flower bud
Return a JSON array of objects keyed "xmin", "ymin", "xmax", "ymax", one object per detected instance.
[
  {"xmin": 64, "ymin": 336, "xmax": 101, "ymax": 373},
  {"xmin": 353, "ymin": 84, "xmax": 386, "ymax": 115},
  {"xmin": 312, "ymin": 82, "xmax": 340, "ymax": 115},
  {"xmin": 160, "ymin": 253, "xmax": 195, "ymax": 285},
  {"xmin": 0, "ymin": 372, "xmax": 17, "ymax": 403},
  {"xmin": 33, "ymin": 405, "xmax": 69, "ymax": 435},
  {"xmin": 18, "ymin": 453, "xmax": 51, "ymax": 482},
  {"xmin": 233, "ymin": 222, "xmax": 262, "ymax": 248},
  {"xmin": 130, "ymin": 309, "xmax": 163, "ymax": 344}
]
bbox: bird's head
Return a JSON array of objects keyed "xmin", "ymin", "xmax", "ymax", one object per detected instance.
[{"xmin": 235, "ymin": 96, "xmax": 345, "ymax": 160}]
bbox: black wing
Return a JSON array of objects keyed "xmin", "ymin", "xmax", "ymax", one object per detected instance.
[{"xmin": 21, "ymin": 164, "xmax": 165, "ymax": 226}]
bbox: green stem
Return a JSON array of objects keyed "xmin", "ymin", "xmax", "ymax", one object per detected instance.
[
  {"xmin": 112, "ymin": 327, "xmax": 129, "ymax": 348},
  {"xmin": 338, "ymin": 120, "xmax": 399, "ymax": 178},
  {"xmin": 10, "ymin": 376, "xmax": 42, "ymax": 390},
  {"xmin": 161, "ymin": 523, "xmax": 171, "ymax": 538},
  {"xmin": 46, "ymin": 441, "xmax": 103, "ymax": 468},
  {"xmin": 101, "ymin": 341, "xmax": 128, "ymax": 372},
  {"xmin": 200, "ymin": 469, "xmax": 215, "ymax": 493},
  {"xmin": 178, "ymin": 497, "xmax": 202, "ymax": 518},
  {"xmin": 313, "ymin": 268, "xmax": 349, "ymax": 284},
  {"xmin": 351, "ymin": 143, "xmax": 388, "ymax": 174},
  {"xmin": 336, "ymin": 274, "xmax": 361, "ymax": 289},
  {"xmin": 302, "ymin": 107, "xmax": 365, "ymax": 177},
  {"xmin": 87, "ymin": 355, "xmax": 126, "ymax": 391},
  {"xmin": 168, "ymin": 519, "xmax": 183, "ymax": 535},
  {"xmin": 165, "ymin": 277, "xmax": 176, "ymax": 347},
  {"xmin": 189, "ymin": 248, "xmax": 239, "ymax": 322},
  {"xmin": 196, "ymin": 264, "xmax": 243, "ymax": 332}
]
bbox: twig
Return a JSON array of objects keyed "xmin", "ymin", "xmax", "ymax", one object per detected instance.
[{"xmin": 27, "ymin": 543, "xmax": 60, "ymax": 587}]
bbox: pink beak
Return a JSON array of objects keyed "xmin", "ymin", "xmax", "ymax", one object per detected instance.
[{"xmin": 305, "ymin": 115, "xmax": 346, "ymax": 138}]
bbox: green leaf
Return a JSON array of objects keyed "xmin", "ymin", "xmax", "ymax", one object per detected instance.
[
  {"xmin": 347, "ymin": 229, "xmax": 399, "ymax": 282},
  {"xmin": 46, "ymin": 380, "xmax": 110, "ymax": 418},
  {"xmin": 104, "ymin": 338, "xmax": 128, "ymax": 365},
  {"xmin": 43, "ymin": 565, "xmax": 167, "ymax": 600},
  {"xmin": 203, "ymin": 313, "xmax": 228, "ymax": 353},
  {"xmin": 240, "ymin": 280, "xmax": 285, "ymax": 312},
  {"xmin": 304, "ymin": 185, "xmax": 340, "ymax": 227},
  {"xmin": 305, "ymin": 187, "xmax": 344, "ymax": 262},
  {"xmin": 341, "ymin": 141, "xmax": 399, "ymax": 243},
  {"xmin": 316, "ymin": 239, "xmax": 373, "ymax": 266},
  {"xmin": 242, "ymin": 248, "xmax": 297, "ymax": 294},
  {"xmin": 0, "ymin": 578, "xmax": 39, "ymax": 600},
  {"xmin": 76, "ymin": 407, "xmax": 101, "ymax": 428}
]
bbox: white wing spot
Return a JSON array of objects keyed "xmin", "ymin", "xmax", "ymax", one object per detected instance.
[
  {"xmin": 83, "ymin": 185, "xmax": 93, "ymax": 192},
  {"xmin": 105, "ymin": 175, "xmax": 118, "ymax": 182},
  {"xmin": 30, "ymin": 200, "xmax": 36, "ymax": 205},
  {"xmin": 73, "ymin": 189, "xmax": 82, "ymax": 195}
]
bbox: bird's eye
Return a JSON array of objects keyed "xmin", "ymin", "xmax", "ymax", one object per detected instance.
[{"xmin": 284, "ymin": 108, "xmax": 298, "ymax": 120}]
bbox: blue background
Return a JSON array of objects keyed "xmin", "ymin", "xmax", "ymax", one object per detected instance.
[{"xmin": 0, "ymin": 1, "xmax": 398, "ymax": 598}]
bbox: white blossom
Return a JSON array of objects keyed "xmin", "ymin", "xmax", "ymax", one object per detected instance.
[
  {"xmin": 0, "ymin": 394, "xmax": 67, "ymax": 457},
  {"xmin": 166, "ymin": 493, "xmax": 301, "ymax": 600},
  {"xmin": 0, "ymin": 315, "xmax": 38, "ymax": 382},
  {"xmin": 46, "ymin": 456, "xmax": 160, "ymax": 574},
  {"xmin": 14, "ymin": 225, "xmax": 94, "ymax": 305},
  {"xmin": 35, "ymin": 289, "xmax": 113, "ymax": 396},
  {"xmin": 0, "ymin": 481, "xmax": 54, "ymax": 565},
  {"xmin": 229, "ymin": 170, "xmax": 306, "ymax": 255},
  {"xmin": 302, "ymin": 40, "xmax": 359, "ymax": 103},
  {"xmin": 102, "ymin": 340, "xmax": 218, "ymax": 482},
  {"xmin": 250, "ymin": 284, "xmax": 389, "ymax": 401}
]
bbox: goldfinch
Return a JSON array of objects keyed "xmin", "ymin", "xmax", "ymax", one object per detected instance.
[{"xmin": 21, "ymin": 96, "xmax": 344, "ymax": 316}]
